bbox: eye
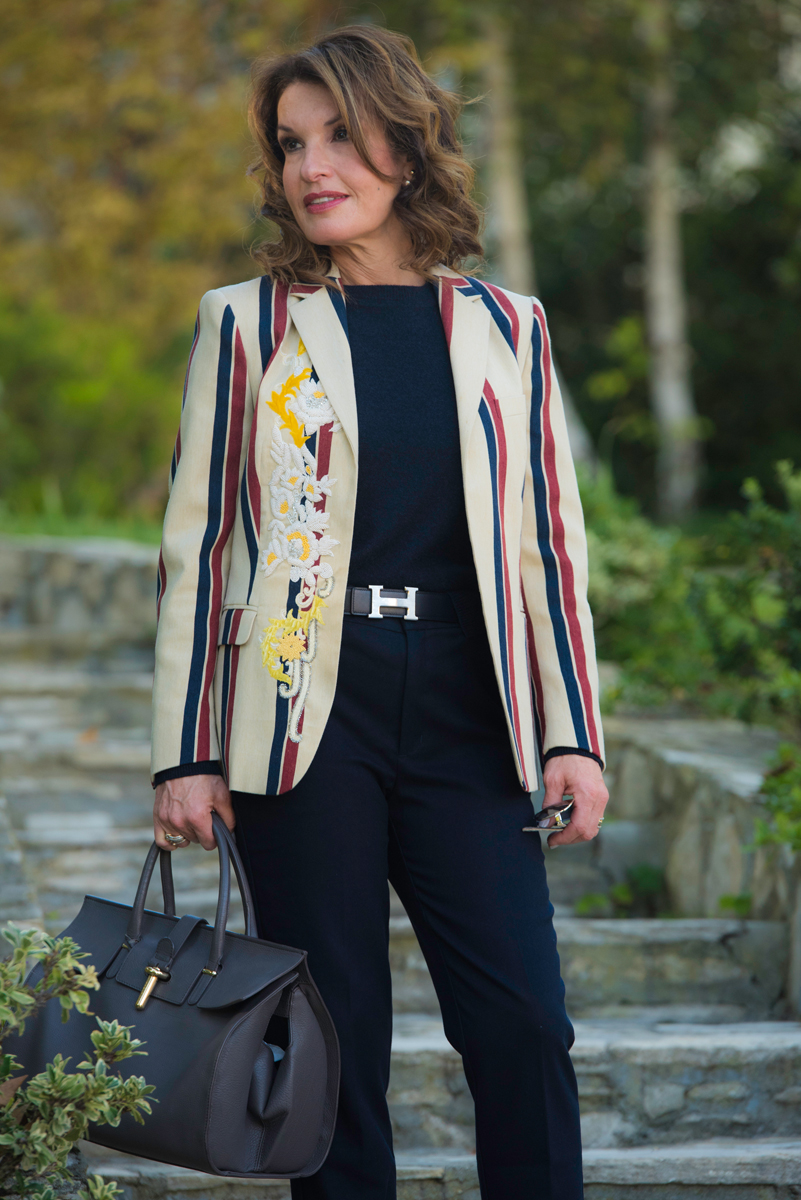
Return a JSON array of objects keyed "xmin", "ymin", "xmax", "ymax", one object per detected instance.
[
  {"xmin": 332, "ymin": 125, "xmax": 349, "ymax": 142},
  {"xmin": 279, "ymin": 137, "xmax": 300, "ymax": 153}
]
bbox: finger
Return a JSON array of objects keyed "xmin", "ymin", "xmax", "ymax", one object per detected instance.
[
  {"xmin": 154, "ymin": 823, "xmax": 190, "ymax": 851},
  {"xmin": 211, "ymin": 784, "xmax": 236, "ymax": 832},
  {"xmin": 547, "ymin": 799, "xmax": 606, "ymax": 846},
  {"xmin": 542, "ymin": 773, "xmax": 569, "ymax": 809},
  {"xmin": 548, "ymin": 824, "xmax": 585, "ymax": 848},
  {"xmin": 154, "ymin": 802, "xmax": 195, "ymax": 844},
  {"xmin": 192, "ymin": 812, "xmax": 217, "ymax": 852}
]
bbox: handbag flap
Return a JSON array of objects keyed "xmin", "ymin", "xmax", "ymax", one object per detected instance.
[
  {"xmin": 116, "ymin": 913, "xmax": 208, "ymax": 1005},
  {"xmin": 38, "ymin": 896, "xmax": 133, "ymax": 982},
  {"xmin": 113, "ymin": 911, "xmax": 304, "ymax": 1009},
  {"xmin": 196, "ymin": 932, "xmax": 305, "ymax": 1009}
]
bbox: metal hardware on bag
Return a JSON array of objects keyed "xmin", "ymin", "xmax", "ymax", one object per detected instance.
[
  {"xmin": 202, "ymin": 968, "xmax": 218, "ymax": 976},
  {"xmin": 136, "ymin": 964, "xmax": 171, "ymax": 1010},
  {"xmin": 368, "ymin": 585, "xmax": 419, "ymax": 621}
]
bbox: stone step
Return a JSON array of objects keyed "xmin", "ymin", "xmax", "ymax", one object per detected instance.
[
  {"xmin": 390, "ymin": 916, "xmax": 788, "ymax": 1018},
  {"xmin": 85, "ymin": 1140, "xmax": 801, "ymax": 1199},
  {"xmin": 582, "ymin": 1139, "xmax": 801, "ymax": 1197},
  {"xmin": 0, "ymin": 662, "xmax": 153, "ymax": 765},
  {"xmin": 0, "ymin": 662, "xmax": 153, "ymax": 696},
  {"xmin": 389, "ymin": 1014, "xmax": 801, "ymax": 1150},
  {"xmin": 0, "ymin": 720, "xmax": 151, "ymax": 769},
  {"xmin": 85, "ymin": 1147, "xmax": 479, "ymax": 1200}
]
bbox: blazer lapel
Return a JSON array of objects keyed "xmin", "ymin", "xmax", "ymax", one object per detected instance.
[
  {"xmin": 286, "ymin": 264, "xmax": 490, "ymax": 466},
  {"xmin": 433, "ymin": 267, "xmax": 490, "ymax": 461},
  {"xmin": 288, "ymin": 282, "xmax": 359, "ymax": 457}
]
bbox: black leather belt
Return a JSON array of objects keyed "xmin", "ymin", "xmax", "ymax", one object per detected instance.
[{"xmin": 344, "ymin": 586, "xmax": 458, "ymax": 623}]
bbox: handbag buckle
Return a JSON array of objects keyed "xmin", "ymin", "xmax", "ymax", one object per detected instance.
[{"xmin": 135, "ymin": 964, "xmax": 171, "ymax": 1010}]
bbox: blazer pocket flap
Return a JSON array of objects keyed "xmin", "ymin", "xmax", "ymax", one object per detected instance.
[{"xmin": 218, "ymin": 605, "xmax": 258, "ymax": 646}]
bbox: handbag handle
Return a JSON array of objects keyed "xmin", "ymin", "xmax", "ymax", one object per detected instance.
[{"xmin": 126, "ymin": 814, "xmax": 258, "ymax": 964}]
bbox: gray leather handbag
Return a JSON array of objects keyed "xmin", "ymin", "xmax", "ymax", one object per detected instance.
[{"xmin": 7, "ymin": 813, "xmax": 340, "ymax": 1179}]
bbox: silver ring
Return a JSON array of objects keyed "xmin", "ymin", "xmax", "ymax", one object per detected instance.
[{"xmin": 165, "ymin": 832, "xmax": 189, "ymax": 847}]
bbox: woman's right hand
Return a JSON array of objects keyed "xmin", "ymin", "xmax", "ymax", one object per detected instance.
[{"xmin": 153, "ymin": 774, "xmax": 236, "ymax": 851}]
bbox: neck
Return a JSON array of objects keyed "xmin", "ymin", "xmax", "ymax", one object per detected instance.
[{"xmin": 330, "ymin": 231, "xmax": 425, "ymax": 287}]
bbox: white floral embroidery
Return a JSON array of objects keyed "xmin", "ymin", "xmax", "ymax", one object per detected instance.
[
  {"xmin": 261, "ymin": 426, "xmax": 338, "ymax": 588},
  {"xmin": 288, "ymin": 377, "xmax": 341, "ymax": 436},
  {"xmin": 259, "ymin": 341, "xmax": 341, "ymax": 743}
]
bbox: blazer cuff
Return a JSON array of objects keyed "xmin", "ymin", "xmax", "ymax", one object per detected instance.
[
  {"xmin": 542, "ymin": 746, "xmax": 605, "ymax": 772},
  {"xmin": 152, "ymin": 761, "xmax": 223, "ymax": 789}
]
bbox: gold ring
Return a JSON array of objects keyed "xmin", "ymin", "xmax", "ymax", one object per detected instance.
[
  {"xmin": 165, "ymin": 832, "xmax": 189, "ymax": 847},
  {"xmin": 597, "ymin": 818, "xmax": 605, "ymax": 828}
]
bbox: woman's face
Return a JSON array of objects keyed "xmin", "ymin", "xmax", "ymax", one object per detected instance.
[{"xmin": 276, "ymin": 81, "xmax": 411, "ymax": 251}]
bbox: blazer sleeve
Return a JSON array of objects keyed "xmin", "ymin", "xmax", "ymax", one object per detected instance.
[
  {"xmin": 150, "ymin": 287, "xmax": 254, "ymax": 780},
  {"xmin": 519, "ymin": 296, "xmax": 605, "ymax": 767}
]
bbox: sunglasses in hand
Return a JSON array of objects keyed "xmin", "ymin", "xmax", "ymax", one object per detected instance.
[{"xmin": 522, "ymin": 795, "xmax": 574, "ymax": 832}]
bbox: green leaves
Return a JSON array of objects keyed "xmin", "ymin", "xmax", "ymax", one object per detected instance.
[
  {"xmin": 0, "ymin": 924, "xmax": 153, "ymax": 1198},
  {"xmin": 0, "ymin": 924, "xmax": 99, "ymax": 1045},
  {"xmin": 589, "ymin": 460, "xmax": 801, "ymax": 735},
  {"xmin": 754, "ymin": 742, "xmax": 801, "ymax": 853},
  {"xmin": 79, "ymin": 1176, "xmax": 124, "ymax": 1200}
]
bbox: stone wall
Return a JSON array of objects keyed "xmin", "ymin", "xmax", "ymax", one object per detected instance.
[
  {"xmin": 602, "ymin": 714, "xmax": 801, "ymax": 1015},
  {"xmin": 602, "ymin": 716, "xmax": 790, "ymax": 919},
  {"xmin": 0, "ymin": 536, "xmax": 158, "ymax": 640}
]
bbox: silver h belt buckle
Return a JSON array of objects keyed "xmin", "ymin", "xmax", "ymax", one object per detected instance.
[{"xmin": 368, "ymin": 585, "xmax": 419, "ymax": 621}]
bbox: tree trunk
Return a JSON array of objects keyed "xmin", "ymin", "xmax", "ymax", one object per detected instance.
[
  {"xmin": 641, "ymin": 0, "xmax": 701, "ymax": 519},
  {"xmin": 481, "ymin": 14, "xmax": 597, "ymax": 469}
]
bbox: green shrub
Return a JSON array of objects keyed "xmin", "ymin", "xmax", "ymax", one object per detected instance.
[
  {"xmin": 582, "ymin": 461, "xmax": 801, "ymax": 737},
  {"xmin": 0, "ymin": 924, "xmax": 154, "ymax": 1200},
  {"xmin": 718, "ymin": 893, "xmax": 753, "ymax": 918},
  {"xmin": 575, "ymin": 863, "xmax": 669, "ymax": 919},
  {"xmin": 753, "ymin": 742, "xmax": 801, "ymax": 853}
]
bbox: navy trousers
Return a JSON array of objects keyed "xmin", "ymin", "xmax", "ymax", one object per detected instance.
[{"xmin": 232, "ymin": 605, "xmax": 583, "ymax": 1199}]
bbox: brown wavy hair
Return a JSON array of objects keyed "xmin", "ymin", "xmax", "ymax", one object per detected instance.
[{"xmin": 247, "ymin": 24, "xmax": 484, "ymax": 289}]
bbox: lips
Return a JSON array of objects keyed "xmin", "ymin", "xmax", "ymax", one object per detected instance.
[{"xmin": 304, "ymin": 193, "xmax": 348, "ymax": 212}]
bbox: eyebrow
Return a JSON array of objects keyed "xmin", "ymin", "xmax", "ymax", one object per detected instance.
[{"xmin": 277, "ymin": 114, "xmax": 343, "ymax": 134}]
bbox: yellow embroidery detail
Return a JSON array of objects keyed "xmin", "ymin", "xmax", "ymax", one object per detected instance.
[
  {"xmin": 260, "ymin": 592, "xmax": 328, "ymax": 686},
  {"xmin": 276, "ymin": 630, "xmax": 306, "ymax": 662},
  {"xmin": 267, "ymin": 371, "xmax": 312, "ymax": 448}
]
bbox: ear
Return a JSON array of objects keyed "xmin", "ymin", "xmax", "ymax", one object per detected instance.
[{"xmin": 400, "ymin": 157, "xmax": 416, "ymax": 186}]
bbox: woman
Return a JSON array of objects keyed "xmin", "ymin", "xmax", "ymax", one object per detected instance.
[{"xmin": 150, "ymin": 24, "xmax": 608, "ymax": 1200}]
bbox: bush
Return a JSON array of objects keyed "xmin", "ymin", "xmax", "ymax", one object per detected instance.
[
  {"xmin": 583, "ymin": 460, "xmax": 801, "ymax": 737},
  {"xmin": 0, "ymin": 924, "xmax": 154, "ymax": 1200},
  {"xmin": 574, "ymin": 863, "xmax": 669, "ymax": 918},
  {"xmin": 753, "ymin": 742, "xmax": 801, "ymax": 853}
]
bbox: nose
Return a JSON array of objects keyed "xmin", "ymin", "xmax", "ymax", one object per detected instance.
[{"xmin": 299, "ymin": 137, "xmax": 333, "ymax": 183}]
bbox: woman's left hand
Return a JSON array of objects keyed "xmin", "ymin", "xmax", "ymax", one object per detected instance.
[{"xmin": 542, "ymin": 755, "xmax": 608, "ymax": 848}]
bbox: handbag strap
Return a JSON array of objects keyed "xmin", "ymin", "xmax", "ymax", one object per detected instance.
[
  {"xmin": 211, "ymin": 815, "xmax": 258, "ymax": 937},
  {"xmin": 127, "ymin": 844, "xmax": 175, "ymax": 943},
  {"xmin": 127, "ymin": 813, "xmax": 258, "ymax": 969},
  {"xmin": 160, "ymin": 849, "xmax": 176, "ymax": 917},
  {"xmin": 151, "ymin": 914, "xmax": 206, "ymax": 971}
]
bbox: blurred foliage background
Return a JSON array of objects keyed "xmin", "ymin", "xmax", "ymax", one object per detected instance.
[{"xmin": 1, "ymin": 0, "xmax": 800, "ymax": 736}]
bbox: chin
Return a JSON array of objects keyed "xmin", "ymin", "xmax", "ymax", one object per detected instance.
[
  {"xmin": 298, "ymin": 209, "xmax": 371, "ymax": 242},
  {"xmin": 302, "ymin": 221, "xmax": 359, "ymax": 245}
]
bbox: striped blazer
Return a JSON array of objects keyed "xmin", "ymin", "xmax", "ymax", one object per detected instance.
[{"xmin": 151, "ymin": 262, "xmax": 604, "ymax": 795}]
